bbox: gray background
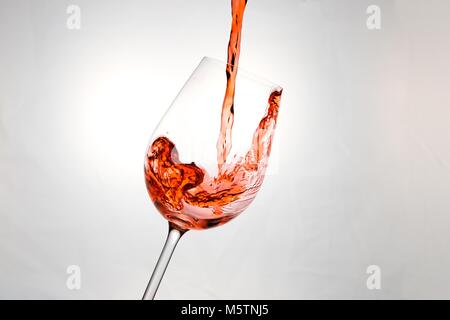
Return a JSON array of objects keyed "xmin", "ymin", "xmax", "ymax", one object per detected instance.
[{"xmin": 1, "ymin": 0, "xmax": 450, "ymax": 299}]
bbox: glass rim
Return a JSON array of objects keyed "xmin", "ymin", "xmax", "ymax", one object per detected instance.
[{"xmin": 201, "ymin": 56, "xmax": 283, "ymax": 91}]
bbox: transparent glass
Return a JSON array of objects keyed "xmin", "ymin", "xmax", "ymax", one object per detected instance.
[{"xmin": 142, "ymin": 57, "xmax": 282, "ymax": 299}]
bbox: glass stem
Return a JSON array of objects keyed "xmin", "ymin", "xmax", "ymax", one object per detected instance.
[{"xmin": 142, "ymin": 224, "xmax": 185, "ymax": 300}]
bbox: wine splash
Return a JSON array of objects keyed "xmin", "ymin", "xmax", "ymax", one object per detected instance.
[{"xmin": 144, "ymin": 0, "xmax": 282, "ymax": 231}]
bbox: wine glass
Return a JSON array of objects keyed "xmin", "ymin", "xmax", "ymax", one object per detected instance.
[{"xmin": 142, "ymin": 56, "xmax": 282, "ymax": 299}]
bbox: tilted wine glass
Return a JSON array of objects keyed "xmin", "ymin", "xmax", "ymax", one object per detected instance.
[{"xmin": 142, "ymin": 57, "xmax": 282, "ymax": 299}]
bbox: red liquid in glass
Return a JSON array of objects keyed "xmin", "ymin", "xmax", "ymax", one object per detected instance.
[{"xmin": 144, "ymin": 0, "xmax": 282, "ymax": 230}]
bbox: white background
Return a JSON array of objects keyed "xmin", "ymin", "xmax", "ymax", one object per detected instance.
[{"xmin": 1, "ymin": 0, "xmax": 450, "ymax": 299}]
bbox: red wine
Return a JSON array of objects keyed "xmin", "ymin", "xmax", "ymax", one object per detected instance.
[
  {"xmin": 144, "ymin": 0, "xmax": 282, "ymax": 230},
  {"xmin": 217, "ymin": 0, "xmax": 247, "ymax": 167}
]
